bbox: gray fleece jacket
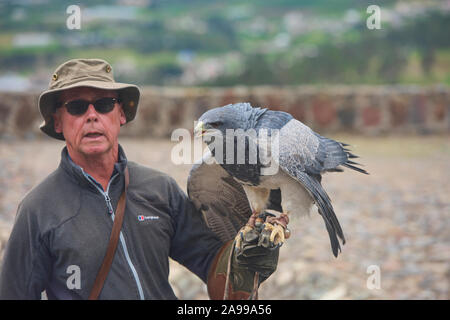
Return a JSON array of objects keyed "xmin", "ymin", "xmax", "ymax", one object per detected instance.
[{"xmin": 0, "ymin": 145, "xmax": 223, "ymax": 299}]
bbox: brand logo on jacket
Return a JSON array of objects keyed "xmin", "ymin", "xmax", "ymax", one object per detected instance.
[{"xmin": 137, "ymin": 215, "xmax": 160, "ymax": 222}]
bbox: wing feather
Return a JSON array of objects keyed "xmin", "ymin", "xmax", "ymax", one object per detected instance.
[
  {"xmin": 187, "ymin": 151, "xmax": 252, "ymax": 243},
  {"xmin": 281, "ymin": 168, "xmax": 346, "ymax": 257},
  {"xmin": 275, "ymin": 119, "xmax": 348, "ymax": 256}
]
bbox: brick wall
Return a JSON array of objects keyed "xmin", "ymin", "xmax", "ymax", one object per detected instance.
[{"xmin": 0, "ymin": 85, "xmax": 448, "ymax": 139}]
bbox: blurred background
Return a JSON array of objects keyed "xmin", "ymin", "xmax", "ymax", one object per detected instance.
[
  {"xmin": 0, "ymin": 0, "xmax": 450, "ymax": 88},
  {"xmin": 0, "ymin": 0, "xmax": 449, "ymax": 299}
]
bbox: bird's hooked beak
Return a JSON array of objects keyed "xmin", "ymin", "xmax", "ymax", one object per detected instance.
[{"xmin": 194, "ymin": 121, "xmax": 206, "ymax": 138}]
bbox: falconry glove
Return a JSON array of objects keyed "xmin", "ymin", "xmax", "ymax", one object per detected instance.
[
  {"xmin": 207, "ymin": 218, "xmax": 280, "ymax": 300},
  {"xmin": 232, "ymin": 226, "xmax": 280, "ymax": 291}
]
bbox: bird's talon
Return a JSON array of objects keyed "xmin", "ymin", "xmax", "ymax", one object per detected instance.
[
  {"xmin": 234, "ymin": 224, "xmax": 255, "ymax": 252},
  {"xmin": 273, "ymin": 243, "xmax": 282, "ymax": 250},
  {"xmin": 265, "ymin": 223, "xmax": 286, "ymax": 248}
]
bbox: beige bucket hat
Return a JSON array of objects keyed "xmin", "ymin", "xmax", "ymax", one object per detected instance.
[{"xmin": 38, "ymin": 58, "xmax": 140, "ymax": 140}]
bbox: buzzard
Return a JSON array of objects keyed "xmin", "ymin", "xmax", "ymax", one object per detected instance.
[{"xmin": 188, "ymin": 103, "xmax": 368, "ymax": 257}]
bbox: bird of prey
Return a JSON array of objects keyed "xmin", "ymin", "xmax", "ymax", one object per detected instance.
[{"xmin": 188, "ymin": 103, "xmax": 368, "ymax": 257}]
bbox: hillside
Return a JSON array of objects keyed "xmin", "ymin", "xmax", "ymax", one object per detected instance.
[{"xmin": 0, "ymin": 0, "xmax": 449, "ymax": 90}]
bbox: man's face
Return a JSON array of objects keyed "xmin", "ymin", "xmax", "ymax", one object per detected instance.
[{"xmin": 53, "ymin": 86, "xmax": 126, "ymax": 159}]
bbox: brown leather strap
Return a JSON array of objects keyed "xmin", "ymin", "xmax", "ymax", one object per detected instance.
[
  {"xmin": 207, "ymin": 241, "xmax": 251, "ymax": 300},
  {"xmin": 250, "ymin": 272, "xmax": 259, "ymax": 300},
  {"xmin": 88, "ymin": 166, "xmax": 129, "ymax": 300},
  {"xmin": 222, "ymin": 242, "xmax": 234, "ymax": 300}
]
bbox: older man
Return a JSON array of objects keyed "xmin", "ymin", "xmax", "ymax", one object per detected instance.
[{"xmin": 0, "ymin": 59, "xmax": 279, "ymax": 300}]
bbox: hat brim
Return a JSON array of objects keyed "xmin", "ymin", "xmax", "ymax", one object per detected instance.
[{"xmin": 38, "ymin": 80, "xmax": 140, "ymax": 140}]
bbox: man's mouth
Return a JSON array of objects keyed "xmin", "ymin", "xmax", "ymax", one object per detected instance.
[{"xmin": 84, "ymin": 132, "xmax": 104, "ymax": 139}]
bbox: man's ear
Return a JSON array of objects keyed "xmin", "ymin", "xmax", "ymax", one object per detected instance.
[
  {"xmin": 53, "ymin": 110, "xmax": 63, "ymax": 133},
  {"xmin": 119, "ymin": 104, "xmax": 127, "ymax": 125}
]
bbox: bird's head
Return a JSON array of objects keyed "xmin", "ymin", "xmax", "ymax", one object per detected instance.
[{"xmin": 194, "ymin": 103, "xmax": 264, "ymax": 143}]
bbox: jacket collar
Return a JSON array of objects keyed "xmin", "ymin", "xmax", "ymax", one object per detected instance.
[{"xmin": 59, "ymin": 144, "xmax": 128, "ymax": 192}]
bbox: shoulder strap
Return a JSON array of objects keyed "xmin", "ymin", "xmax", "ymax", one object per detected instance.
[{"xmin": 88, "ymin": 166, "xmax": 129, "ymax": 300}]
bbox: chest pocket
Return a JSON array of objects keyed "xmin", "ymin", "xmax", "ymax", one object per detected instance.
[{"xmin": 126, "ymin": 195, "xmax": 174, "ymax": 240}]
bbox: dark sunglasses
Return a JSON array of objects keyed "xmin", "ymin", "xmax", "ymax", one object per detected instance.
[{"xmin": 60, "ymin": 97, "xmax": 119, "ymax": 116}]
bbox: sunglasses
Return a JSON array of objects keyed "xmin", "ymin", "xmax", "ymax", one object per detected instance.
[{"xmin": 60, "ymin": 97, "xmax": 119, "ymax": 116}]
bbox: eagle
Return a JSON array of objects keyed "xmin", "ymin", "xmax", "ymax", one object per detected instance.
[{"xmin": 187, "ymin": 103, "xmax": 368, "ymax": 257}]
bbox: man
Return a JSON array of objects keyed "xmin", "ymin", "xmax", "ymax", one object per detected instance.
[{"xmin": 0, "ymin": 58, "xmax": 279, "ymax": 300}]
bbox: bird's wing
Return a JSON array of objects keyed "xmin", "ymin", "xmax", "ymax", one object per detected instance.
[
  {"xmin": 273, "ymin": 119, "xmax": 368, "ymax": 176},
  {"xmin": 187, "ymin": 151, "xmax": 253, "ymax": 243},
  {"xmin": 273, "ymin": 119, "xmax": 364, "ymax": 256}
]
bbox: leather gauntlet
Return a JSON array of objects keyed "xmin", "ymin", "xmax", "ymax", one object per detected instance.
[{"xmin": 207, "ymin": 228, "xmax": 279, "ymax": 300}]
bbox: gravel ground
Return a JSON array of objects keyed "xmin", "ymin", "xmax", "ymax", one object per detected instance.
[{"xmin": 0, "ymin": 135, "xmax": 449, "ymax": 300}]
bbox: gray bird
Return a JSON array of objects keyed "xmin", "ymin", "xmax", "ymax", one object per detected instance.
[{"xmin": 188, "ymin": 103, "xmax": 368, "ymax": 257}]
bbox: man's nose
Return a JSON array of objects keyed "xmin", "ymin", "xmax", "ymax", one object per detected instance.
[{"xmin": 85, "ymin": 104, "xmax": 98, "ymax": 121}]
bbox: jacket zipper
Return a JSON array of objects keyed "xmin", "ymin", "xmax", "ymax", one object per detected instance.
[{"xmin": 82, "ymin": 170, "xmax": 145, "ymax": 300}]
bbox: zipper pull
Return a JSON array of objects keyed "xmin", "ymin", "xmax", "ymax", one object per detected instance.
[{"xmin": 104, "ymin": 194, "xmax": 113, "ymax": 215}]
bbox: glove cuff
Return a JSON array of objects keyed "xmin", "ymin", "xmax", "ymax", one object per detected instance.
[{"xmin": 207, "ymin": 240, "xmax": 252, "ymax": 300}]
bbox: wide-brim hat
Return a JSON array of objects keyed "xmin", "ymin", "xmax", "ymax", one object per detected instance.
[{"xmin": 38, "ymin": 58, "xmax": 140, "ymax": 140}]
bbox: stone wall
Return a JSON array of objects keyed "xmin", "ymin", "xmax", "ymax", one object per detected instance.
[{"xmin": 0, "ymin": 85, "xmax": 449, "ymax": 140}]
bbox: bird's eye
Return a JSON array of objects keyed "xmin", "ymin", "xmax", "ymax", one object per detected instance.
[{"xmin": 209, "ymin": 121, "xmax": 222, "ymax": 128}]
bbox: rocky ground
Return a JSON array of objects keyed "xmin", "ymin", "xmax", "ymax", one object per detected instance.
[{"xmin": 0, "ymin": 135, "xmax": 449, "ymax": 300}]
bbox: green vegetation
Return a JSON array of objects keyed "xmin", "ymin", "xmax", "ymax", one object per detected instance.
[{"xmin": 0, "ymin": 0, "xmax": 448, "ymax": 87}]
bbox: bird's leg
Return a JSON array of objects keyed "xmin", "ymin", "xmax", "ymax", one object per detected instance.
[
  {"xmin": 263, "ymin": 213, "xmax": 291, "ymax": 248},
  {"xmin": 235, "ymin": 210, "xmax": 261, "ymax": 251}
]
